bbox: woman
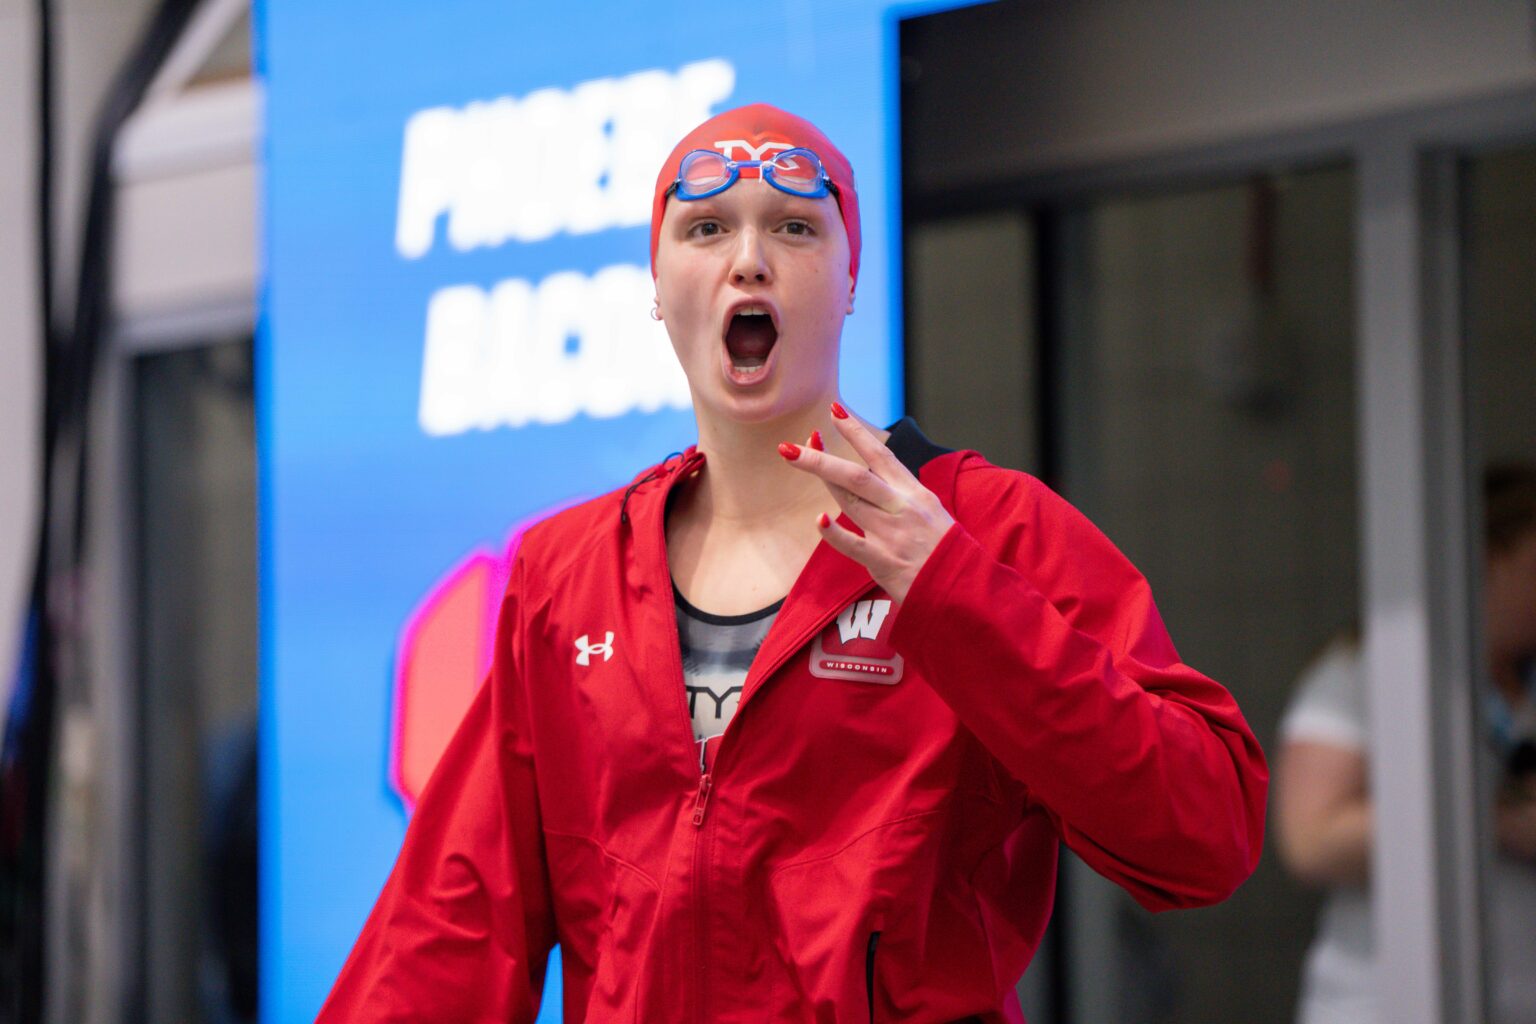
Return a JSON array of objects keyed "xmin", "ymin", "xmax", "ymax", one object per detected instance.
[
  {"xmin": 1277, "ymin": 464, "xmax": 1536, "ymax": 1024},
  {"xmin": 318, "ymin": 104, "xmax": 1267, "ymax": 1023}
]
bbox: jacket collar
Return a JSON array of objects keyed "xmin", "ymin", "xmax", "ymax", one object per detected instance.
[
  {"xmin": 884, "ymin": 415, "xmax": 953, "ymax": 477},
  {"xmin": 620, "ymin": 416, "xmax": 952, "ymax": 526}
]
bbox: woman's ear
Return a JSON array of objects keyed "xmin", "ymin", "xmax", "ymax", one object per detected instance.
[
  {"xmin": 651, "ymin": 297, "xmax": 663, "ymax": 322},
  {"xmin": 846, "ymin": 275, "xmax": 856, "ymax": 315}
]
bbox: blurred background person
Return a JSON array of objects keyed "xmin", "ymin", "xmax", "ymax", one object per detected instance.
[{"xmin": 1277, "ymin": 463, "xmax": 1536, "ymax": 1024}]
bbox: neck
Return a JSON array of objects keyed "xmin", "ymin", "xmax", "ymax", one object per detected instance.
[{"xmin": 686, "ymin": 398, "xmax": 876, "ymax": 531}]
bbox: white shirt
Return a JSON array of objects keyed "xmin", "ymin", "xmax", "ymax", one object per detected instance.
[{"xmin": 1280, "ymin": 638, "xmax": 1536, "ymax": 1024}]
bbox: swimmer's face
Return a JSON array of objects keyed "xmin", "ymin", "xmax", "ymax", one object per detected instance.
[{"xmin": 652, "ymin": 176, "xmax": 854, "ymax": 424}]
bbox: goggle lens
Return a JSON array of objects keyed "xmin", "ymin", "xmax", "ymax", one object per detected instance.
[
  {"xmin": 678, "ymin": 151, "xmax": 732, "ymax": 195},
  {"xmin": 764, "ymin": 150, "xmax": 823, "ymax": 194}
]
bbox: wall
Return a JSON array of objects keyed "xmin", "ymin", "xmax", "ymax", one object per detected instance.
[
  {"xmin": 903, "ymin": 0, "xmax": 1536, "ymax": 196},
  {"xmin": 906, "ymin": 211, "xmax": 1037, "ymax": 471},
  {"xmin": 1467, "ymin": 148, "xmax": 1536, "ymax": 468}
]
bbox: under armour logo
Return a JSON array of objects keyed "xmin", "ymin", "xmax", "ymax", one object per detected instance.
[
  {"xmin": 836, "ymin": 599, "xmax": 892, "ymax": 644},
  {"xmin": 713, "ymin": 138, "xmax": 793, "ymax": 161},
  {"xmin": 574, "ymin": 631, "xmax": 615, "ymax": 666}
]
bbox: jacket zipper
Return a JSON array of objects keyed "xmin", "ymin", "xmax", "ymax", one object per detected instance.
[
  {"xmin": 658, "ymin": 450, "xmax": 714, "ymax": 774},
  {"xmin": 693, "ymin": 776, "xmax": 713, "ymax": 1024},
  {"xmin": 865, "ymin": 930, "xmax": 881, "ymax": 1024},
  {"xmin": 654, "ymin": 454, "xmax": 718, "ymax": 1024},
  {"xmin": 653, "ymin": 450, "xmax": 865, "ymax": 1022},
  {"xmin": 691, "ymin": 773, "xmax": 712, "ymax": 825}
]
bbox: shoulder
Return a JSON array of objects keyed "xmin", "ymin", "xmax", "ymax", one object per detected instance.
[
  {"xmin": 897, "ymin": 425, "xmax": 1073, "ymax": 529},
  {"xmin": 513, "ymin": 453, "xmax": 680, "ymax": 585},
  {"xmin": 518, "ymin": 491, "xmax": 620, "ymax": 571},
  {"xmin": 893, "ymin": 418, "xmax": 1124, "ymax": 563},
  {"xmin": 1293, "ymin": 636, "xmax": 1364, "ymax": 703},
  {"xmin": 948, "ymin": 453, "xmax": 1049, "ymax": 510},
  {"xmin": 1280, "ymin": 636, "xmax": 1366, "ymax": 748},
  {"xmin": 944, "ymin": 451, "xmax": 1129, "ymax": 563},
  {"xmin": 889, "ymin": 418, "xmax": 1048, "ymax": 517}
]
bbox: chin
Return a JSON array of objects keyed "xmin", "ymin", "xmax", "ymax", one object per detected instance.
[
  {"xmin": 702, "ymin": 390, "xmax": 791, "ymax": 426},
  {"xmin": 696, "ymin": 379, "xmax": 822, "ymax": 429}
]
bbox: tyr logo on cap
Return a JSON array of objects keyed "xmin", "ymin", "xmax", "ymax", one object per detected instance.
[
  {"xmin": 809, "ymin": 593, "xmax": 904, "ymax": 684},
  {"xmin": 712, "ymin": 138, "xmax": 793, "ymax": 161}
]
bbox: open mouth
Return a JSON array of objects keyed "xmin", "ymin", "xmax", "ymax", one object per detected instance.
[{"xmin": 723, "ymin": 306, "xmax": 779, "ymax": 380}]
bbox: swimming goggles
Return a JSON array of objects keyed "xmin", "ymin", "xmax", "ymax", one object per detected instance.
[{"xmin": 668, "ymin": 147, "xmax": 836, "ymax": 202}]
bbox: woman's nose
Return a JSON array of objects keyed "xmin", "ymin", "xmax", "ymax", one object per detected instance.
[{"xmin": 729, "ymin": 230, "xmax": 771, "ymax": 284}]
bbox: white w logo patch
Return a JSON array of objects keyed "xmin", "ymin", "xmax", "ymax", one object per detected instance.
[
  {"xmin": 574, "ymin": 631, "xmax": 615, "ymax": 666},
  {"xmin": 836, "ymin": 600, "xmax": 892, "ymax": 644}
]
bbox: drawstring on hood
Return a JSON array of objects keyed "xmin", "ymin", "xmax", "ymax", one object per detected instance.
[{"xmin": 620, "ymin": 449, "xmax": 692, "ymax": 525}]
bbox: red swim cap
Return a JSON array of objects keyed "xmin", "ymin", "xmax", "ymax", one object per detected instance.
[{"xmin": 650, "ymin": 103, "xmax": 860, "ymax": 285}]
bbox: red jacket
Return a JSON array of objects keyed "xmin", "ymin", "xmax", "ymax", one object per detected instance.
[{"xmin": 318, "ymin": 418, "xmax": 1267, "ymax": 1023}]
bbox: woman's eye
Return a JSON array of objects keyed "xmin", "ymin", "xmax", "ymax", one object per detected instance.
[
  {"xmin": 783, "ymin": 220, "xmax": 814, "ymax": 236},
  {"xmin": 690, "ymin": 221, "xmax": 723, "ymax": 237}
]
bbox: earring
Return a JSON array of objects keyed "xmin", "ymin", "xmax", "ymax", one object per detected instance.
[{"xmin": 650, "ymin": 304, "xmax": 662, "ymax": 321}]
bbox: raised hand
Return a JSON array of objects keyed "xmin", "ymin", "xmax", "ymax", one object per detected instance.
[{"xmin": 777, "ymin": 401, "xmax": 955, "ymax": 604}]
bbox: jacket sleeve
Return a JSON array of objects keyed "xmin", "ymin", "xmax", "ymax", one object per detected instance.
[
  {"xmin": 887, "ymin": 464, "xmax": 1268, "ymax": 911},
  {"xmin": 316, "ymin": 552, "xmax": 556, "ymax": 1022}
]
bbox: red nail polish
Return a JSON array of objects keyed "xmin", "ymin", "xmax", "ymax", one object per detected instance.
[
  {"xmin": 818, "ymin": 512, "xmax": 831, "ymax": 529},
  {"xmin": 830, "ymin": 401, "xmax": 849, "ymax": 420},
  {"xmin": 809, "ymin": 430, "xmax": 824, "ymax": 451},
  {"xmin": 778, "ymin": 442, "xmax": 801, "ymax": 460}
]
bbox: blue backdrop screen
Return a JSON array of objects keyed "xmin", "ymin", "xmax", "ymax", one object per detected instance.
[{"xmin": 255, "ymin": 3, "xmax": 974, "ymax": 1020}]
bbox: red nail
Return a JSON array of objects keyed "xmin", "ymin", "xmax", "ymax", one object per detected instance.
[
  {"xmin": 830, "ymin": 401, "xmax": 849, "ymax": 420},
  {"xmin": 818, "ymin": 512, "xmax": 831, "ymax": 529},
  {"xmin": 809, "ymin": 430, "xmax": 824, "ymax": 451},
  {"xmin": 778, "ymin": 442, "xmax": 801, "ymax": 461}
]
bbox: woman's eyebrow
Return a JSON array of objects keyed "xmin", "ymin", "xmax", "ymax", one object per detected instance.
[
  {"xmin": 679, "ymin": 197, "xmax": 729, "ymax": 217},
  {"xmin": 760, "ymin": 192, "xmax": 824, "ymax": 213},
  {"xmin": 776, "ymin": 202, "xmax": 833, "ymax": 222}
]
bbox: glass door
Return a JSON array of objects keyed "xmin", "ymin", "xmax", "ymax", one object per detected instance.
[
  {"xmin": 1050, "ymin": 167, "xmax": 1358, "ymax": 1024},
  {"xmin": 906, "ymin": 166, "xmax": 1359, "ymax": 1024},
  {"xmin": 1461, "ymin": 144, "xmax": 1536, "ymax": 1024}
]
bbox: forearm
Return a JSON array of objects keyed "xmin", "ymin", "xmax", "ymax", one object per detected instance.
[
  {"xmin": 1274, "ymin": 733, "xmax": 1373, "ymax": 889},
  {"xmin": 1279, "ymin": 798, "xmax": 1372, "ymax": 888}
]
